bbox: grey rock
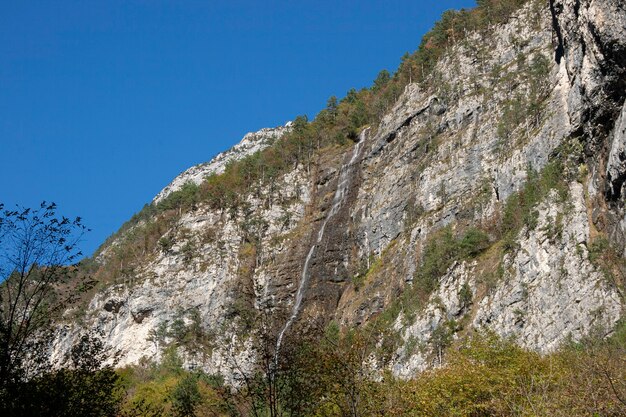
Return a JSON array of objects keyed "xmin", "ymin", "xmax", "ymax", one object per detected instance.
[{"xmin": 50, "ymin": 0, "xmax": 626, "ymax": 381}]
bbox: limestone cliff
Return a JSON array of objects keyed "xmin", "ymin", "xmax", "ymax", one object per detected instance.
[{"xmin": 53, "ymin": 0, "xmax": 626, "ymax": 379}]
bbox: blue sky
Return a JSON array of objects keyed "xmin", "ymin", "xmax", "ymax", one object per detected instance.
[{"xmin": 0, "ymin": 0, "xmax": 476, "ymax": 257}]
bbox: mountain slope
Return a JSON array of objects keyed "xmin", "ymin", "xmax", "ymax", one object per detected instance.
[
  {"xmin": 153, "ymin": 123, "xmax": 292, "ymax": 204},
  {"xmin": 54, "ymin": 0, "xmax": 625, "ymax": 381}
]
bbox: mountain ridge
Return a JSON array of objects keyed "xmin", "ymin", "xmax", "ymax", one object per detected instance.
[{"xmin": 153, "ymin": 122, "xmax": 293, "ymax": 204}]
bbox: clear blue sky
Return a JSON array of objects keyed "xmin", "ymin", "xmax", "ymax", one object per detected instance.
[{"xmin": 1, "ymin": 0, "xmax": 476, "ymax": 257}]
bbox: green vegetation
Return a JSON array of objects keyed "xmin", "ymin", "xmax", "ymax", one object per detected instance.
[
  {"xmin": 353, "ymin": 254, "xmax": 381, "ymax": 292},
  {"xmin": 415, "ymin": 226, "xmax": 490, "ymax": 297},
  {"xmin": 1, "ymin": 333, "xmax": 123, "ymax": 417},
  {"xmin": 500, "ymin": 160, "xmax": 568, "ymax": 250},
  {"xmin": 147, "ymin": 308, "xmax": 214, "ymax": 357},
  {"xmin": 458, "ymin": 282, "xmax": 473, "ymax": 308},
  {"xmin": 394, "ymin": 327, "xmax": 626, "ymax": 417},
  {"xmin": 112, "ymin": 325, "xmax": 625, "ymax": 416},
  {"xmin": 366, "ymin": 225, "xmax": 491, "ymax": 333},
  {"xmin": 117, "ymin": 347, "xmax": 233, "ymax": 417},
  {"xmin": 7, "ymin": 321, "xmax": 620, "ymax": 416},
  {"xmin": 588, "ymin": 236, "xmax": 626, "ymax": 298},
  {"xmin": 496, "ymin": 52, "xmax": 552, "ymax": 142},
  {"xmin": 397, "ymin": 0, "xmax": 534, "ymax": 88}
]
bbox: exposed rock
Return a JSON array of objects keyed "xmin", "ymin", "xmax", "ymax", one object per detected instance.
[
  {"xmin": 51, "ymin": 0, "xmax": 625, "ymax": 380},
  {"xmin": 472, "ymin": 183, "xmax": 621, "ymax": 352},
  {"xmin": 131, "ymin": 307, "xmax": 153, "ymax": 324},
  {"xmin": 154, "ymin": 122, "xmax": 292, "ymax": 204}
]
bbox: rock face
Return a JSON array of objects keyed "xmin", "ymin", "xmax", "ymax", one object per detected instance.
[
  {"xmin": 473, "ymin": 184, "xmax": 620, "ymax": 351},
  {"xmin": 53, "ymin": 0, "xmax": 625, "ymax": 378}
]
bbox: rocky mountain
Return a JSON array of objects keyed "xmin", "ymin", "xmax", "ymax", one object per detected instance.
[
  {"xmin": 153, "ymin": 122, "xmax": 293, "ymax": 204},
  {"xmin": 53, "ymin": 0, "xmax": 625, "ymax": 382}
]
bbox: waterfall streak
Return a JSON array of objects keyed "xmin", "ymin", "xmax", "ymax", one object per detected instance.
[{"xmin": 275, "ymin": 128, "xmax": 369, "ymax": 356}]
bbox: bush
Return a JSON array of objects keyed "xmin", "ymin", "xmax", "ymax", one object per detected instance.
[
  {"xmin": 370, "ymin": 328, "xmax": 625, "ymax": 416},
  {"xmin": 118, "ymin": 348, "xmax": 231, "ymax": 417},
  {"xmin": 158, "ymin": 182, "xmax": 199, "ymax": 212},
  {"xmin": 500, "ymin": 160, "xmax": 568, "ymax": 250},
  {"xmin": 458, "ymin": 282, "xmax": 473, "ymax": 308},
  {"xmin": 171, "ymin": 374, "xmax": 201, "ymax": 417},
  {"xmin": 458, "ymin": 228, "xmax": 490, "ymax": 258},
  {"xmin": 415, "ymin": 226, "xmax": 491, "ymax": 298}
]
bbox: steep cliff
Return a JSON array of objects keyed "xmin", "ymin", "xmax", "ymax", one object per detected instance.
[{"xmin": 54, "ymin": 0, "xmax": 625, "ymax": 380}]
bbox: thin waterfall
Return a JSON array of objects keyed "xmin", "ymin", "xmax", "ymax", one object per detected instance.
[{"xmin": 274, "ymin": 127, "xmax": 370, "ymax": 358}]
